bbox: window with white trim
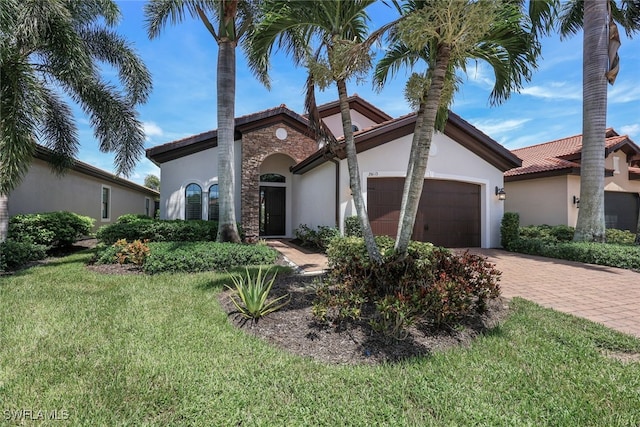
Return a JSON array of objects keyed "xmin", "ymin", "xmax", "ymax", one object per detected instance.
[
  {"xmin": 208, "ymin": 184, "xmax": 219, "ymax": 221},
  {"xmin": 101, "ymin": 186, "xmax": 111, "ymax": 221},
  {"xmin": 185, "ymin": 183, "xmax": 202, "ymax": 220}
]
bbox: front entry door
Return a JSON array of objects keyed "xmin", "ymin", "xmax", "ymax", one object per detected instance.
[{"xmin": 260, "ymin": 186, "xmax": 286, "ymax": 236}]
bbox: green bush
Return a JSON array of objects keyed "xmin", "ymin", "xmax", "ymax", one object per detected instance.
[
  {"xmin": 315, "ymin": 237, "xmax": 501, "ymax": 337},
  {"xmin": 344, "ymin": 216, "xmax": 362, "ymax": 238},
  {"xmin": 0, "ymin": 239, "xmax": 47, "ymax": 271},
  {"xmin": 96, "ymin": 219, "xmax": 219, "ymax": 245},
  {"xmin": 500, "ymin": 212, "xmax": 519, "ymax": 249},
  {"xmin": 142, "ymin": 242, "xmax": 278, "ymax": 274},
  {"xmin": 508, "ymin": 226, "xmax": 640, "ymax": 270},
  {"xmin": 226, "ymin": 267, "xmax": 289, "ymax": 323},
  {"xmin": 8, "ymin": 211, "xmax": 94, "ymax": 248},
  {"xmin": 606, "ymin": 228, "xmax": 635, "ymax": 245},
  {"xmin": 116, "ymin": 213, "xmax": 153, "ymax": 224},
  {"xmin": 294, "ymin": 224, "xmax": 340, "ymax": 251}
]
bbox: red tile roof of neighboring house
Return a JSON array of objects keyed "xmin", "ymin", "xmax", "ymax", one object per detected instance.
[{"xmin": 505, "ymin": 129, "xmax": 640, "ymax": 180}]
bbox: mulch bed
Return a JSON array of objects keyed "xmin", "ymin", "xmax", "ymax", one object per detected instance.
[{"xmin": 218, "ymin": 272, "xmax": 511, "ymax": 365}]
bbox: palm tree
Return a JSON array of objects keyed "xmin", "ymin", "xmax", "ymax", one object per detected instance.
[
  {"xmin": 0, "ymin": 0, "xmax": 152, "ymax": 242},
  {"xmin": 558, "ymin": 0, "xmax": 640, "ymax": 242},
  {"xmin": 375, "ymin": 0, "xmax": 541, "ymax": 255},
  {"xmin": 248, "ymin": 0, "xmax": 398, "ymax": 263},
  {"xmin": 145, "ymin": 0, "xmax": 256, "ymax": 243}
]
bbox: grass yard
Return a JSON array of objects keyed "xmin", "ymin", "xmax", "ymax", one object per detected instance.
[{"xmin": 1, "ymin": 251, "xmax": 639, "ymax": 426}]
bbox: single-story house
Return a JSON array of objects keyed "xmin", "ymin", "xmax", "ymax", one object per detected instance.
[
  {"xmin": 146, "ymin": 96, "xmax": 521, "ymax": 248},
  {"xmin": 504, "ymin": 129, "xmax": 640, "ymax": 233},
  {"xmin": 9, "ymin": 145, "xmax": 160, "ymax": 230}
]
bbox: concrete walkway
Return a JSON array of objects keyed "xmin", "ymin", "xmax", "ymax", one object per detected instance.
[{"xmin": 267, "ymin": 240, "xmax": 640, "ymax": 338}]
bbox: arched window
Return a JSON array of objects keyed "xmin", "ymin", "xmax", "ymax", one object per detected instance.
[
  {"xmin": 208, "ymin": 184, "xmax": 219, "ymax": 221},
  {"xmin": 185, "ymin": 183, "xmax": 202, "ymax": 220},
  {"xmin": 259, "ymin": 173, "xmax": 286, "ymax": 183}
]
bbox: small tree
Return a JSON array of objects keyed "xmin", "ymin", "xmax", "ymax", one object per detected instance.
[{"xmin": 144, "ymin": 174, "xmax": 160, "ymax": 191}]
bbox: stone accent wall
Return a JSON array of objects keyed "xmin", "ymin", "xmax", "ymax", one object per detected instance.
[{"xmin": 241, "ymin": 124, "xmax": 318, "ymax": 240}]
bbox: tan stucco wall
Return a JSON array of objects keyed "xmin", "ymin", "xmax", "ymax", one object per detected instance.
[
  {"xmin": 505, "ymin": 176, "xmax": 572, "ymax": 227},
  {"xmin": 9, "ymin": 158, "xmax": 155, "ymax": 231},
  {"xmin": 605, "ymin": 150, "xmax": 640, "ymax": 193},
  {"xmin": 292, "ymin": 161, "xmax": 336, "ymax": 231}
]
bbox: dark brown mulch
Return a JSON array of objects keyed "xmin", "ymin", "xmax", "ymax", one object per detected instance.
[{"xmin": 219, "ymin": 273, "xmax": 510, "ymax": 365}]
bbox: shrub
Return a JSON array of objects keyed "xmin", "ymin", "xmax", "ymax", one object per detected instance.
[
  {"xmin": 96, "ymin": 219, "xmax": 219, "ymax": 245},
  {"xmin": 8, "ymin": 211, "xmax": 94, "ymax": 247},
  {"xmin": 500, "ymin": 212, "xmax": 519, "ymax": 249},
  {"xmin": 226, "ymin": 267, "xmax": 289, "ymax": 323},
  {"xmin": 116, "ymin": 213, "xmax": 152, "ymax": 224},
  {"xmin": 113, "ymin": 239, "xmax": 150, "ymax": 266},
  {"xmin": 606, "ymin": 228, "xmax": 635, "ymax": 245},
  {"xmin": 142, "ymin": 242, "xmax": 278, "ymax": 274},
  {"xmin": 294, "ymin": 224, "xmax": 340, "ymax": 251},
  {"xmin": 315, "ymin": 237, "xmax": 501, "ymax": 337},
  {"xmin": 0, "ymin": 239, "xmax": 47, "ymax": 271},
  {"xmin": 344, "ymin": 216, "xmax": 362, "ymax": 237}
]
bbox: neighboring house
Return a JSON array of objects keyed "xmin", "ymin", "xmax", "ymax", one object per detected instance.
[
  {"xmin": 146, "ymin": 96, "xmax": 520, "ymax": 248},
  {"xmin": 9, "ymin": 145, "xmax": 160, "ymax": 230},
  {"xmin": 504, "ymin": 129, "xmax": 640, "ymax": 233}
]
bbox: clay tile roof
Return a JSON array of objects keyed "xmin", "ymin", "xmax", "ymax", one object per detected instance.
[{"xmin": 505, "ymin": 129, "xmax": 639, "ymax": 178}]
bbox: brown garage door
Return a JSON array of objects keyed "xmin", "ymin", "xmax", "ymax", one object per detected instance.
[
  {"xmin": 367, "ymin": 178, "xmax": 481, "ymax": 247},
  {"xmin": 605, "ymin": 191, "xmax": 639, "ymax": 233}
]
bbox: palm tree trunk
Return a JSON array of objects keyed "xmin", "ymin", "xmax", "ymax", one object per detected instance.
[
  {"xmin": 336, "ymin": 79, "xmax": 382, "ymax": 264},
  {"xmin": 574, "ymin": 0, "xmax": 607, "ymax": 242},
  {"xmin": 216, "ymin": 40, "xmax": 241, "ymax": 243},
  {"xmin": 0, "ymin": 193, "xmax": 8, "ymax": 242},
  {"xmin": 395, "ymin": 44, "xmax": 451, "ymax": 255}
]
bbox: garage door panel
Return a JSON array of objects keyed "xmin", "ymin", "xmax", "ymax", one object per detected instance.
[{"xmin": 368, "ymin": 178, "xmax": 480, "ymax": 248}]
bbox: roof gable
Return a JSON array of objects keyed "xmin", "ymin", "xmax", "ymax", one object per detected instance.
[
  {"xmin": 146, "ymin": 105, "xmax": 310, "ymax": 164},
  {"xmin": 505, "ymin": 129, "xmax": 640, "ymax": 181},
  {"xmin": 316, "ymin": 94, "xmax": 393, "ymax": 124},
  {"xmin": 292, "ymin": 110, "xmax": 521, "ymax": 174}
]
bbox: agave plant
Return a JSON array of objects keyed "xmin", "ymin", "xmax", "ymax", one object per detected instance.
[{"xmin": 226, "ymin": 267, "xmax": 289, "ymax": 323}]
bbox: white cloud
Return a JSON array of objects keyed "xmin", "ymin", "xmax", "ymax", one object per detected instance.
[
  {"xmin": 143, "ymin": 122, "xmax": 164, "ymax": 141},
  {"xmin": 608, "ymin": 82, "xmax": 640, "ymax": 104},
  {"xmin": 620, "ymin": 124, "xmax": 640, "ymax": 137},
  {"xmin": 520, "ymin": 82, "xmax": 581, "ymax": 101},
  {"xmin": 470, "ymin": 118, "xmax": 531, "ymax": 138}
]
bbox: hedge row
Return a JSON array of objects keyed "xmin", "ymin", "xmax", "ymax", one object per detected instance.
[{"xmin": 95, "ymin": 241, "xmax": 278, "ymax": 274}]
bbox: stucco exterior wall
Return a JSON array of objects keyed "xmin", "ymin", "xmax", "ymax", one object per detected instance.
[
  {"xmin": 9, "ymin": 158, "xmax": 155, "ymax": 231},
  {"xmin": 605, "ymin": 150, "xmax": 640, "ymax": 193},
  {"xmin": 159, "ymin": 141, "xmax": 242, "ymax": 221},
  {"xmin": 322, "ymin": 110, "xmax": 381, "ymax": 139},
  {"xmin": 292, "ymin": 161, "xmax": 336, "ymax": 231},
  {"xmin": 337, "ymin": 131, "xmax": 506, "ymax": 248},
  {"xmin": 504, "ymin": 175, "xmax": 570, "ymax": 227}
]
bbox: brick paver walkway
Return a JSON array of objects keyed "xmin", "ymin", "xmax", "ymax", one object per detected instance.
[{"xmin": 268, "ymin": 240, "xmax": 640, "ymax": 338}]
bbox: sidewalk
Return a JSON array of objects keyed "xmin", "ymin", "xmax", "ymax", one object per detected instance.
[{"xmin": 267, "ymin": 240, "xmax": 640, "ymax": 338}]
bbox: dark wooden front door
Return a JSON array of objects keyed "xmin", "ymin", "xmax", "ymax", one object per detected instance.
[
  {"xmin": 367, "ymin": 178, "xmax": 481, "ymax": 247},
  {"xmin": 260, "ymin": 186, "xmax": 286, "ymax": 236}
]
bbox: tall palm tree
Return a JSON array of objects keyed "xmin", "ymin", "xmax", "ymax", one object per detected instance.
[
  {"xmin": 248, "ymin": 0, "xmax": 395, "ymax": 263},
  {"xmin": 145, "ymin": 0, "xmax": 256, "ymax": 243},
  {"xmin": 0, "ymin": 0, "xmax": 152, "ymax": 242},
  {"xmin": 375, "ymin": 0, "xmax": 541, "ymax": 255},
  {"xmin": 558, "ymin": 0, "xmax": 640, "ymax": 242}
]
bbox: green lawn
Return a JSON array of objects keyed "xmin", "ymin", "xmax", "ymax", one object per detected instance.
[{"xmin": 1, "ymin": 251, "xmax": 639, "ymax": 426}]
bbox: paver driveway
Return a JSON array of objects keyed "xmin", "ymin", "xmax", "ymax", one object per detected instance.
[
  {"xmin": 269, "ymin": 240, "xmax": 640, "ymax": 339},
  {"xmin": 471, "ymin": 249, "xmax": 640, "ymax": 338}
]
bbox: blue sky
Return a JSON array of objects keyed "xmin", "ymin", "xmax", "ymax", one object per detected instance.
[{"xmin": 74, "ymin": 1, "xmax": 640, "ymax": 185}]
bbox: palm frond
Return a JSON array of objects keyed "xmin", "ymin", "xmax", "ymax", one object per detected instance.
[
  {"xmin": 39, "ymin": 87, "xmax": 77, "ymax": 174},
  {"xmin": 79, "ymin": 27, "xmax": 152, "ymax": 105},
  {"xmin": 558, "ymin": 0, "xmax": 583, "ymax": 38}
]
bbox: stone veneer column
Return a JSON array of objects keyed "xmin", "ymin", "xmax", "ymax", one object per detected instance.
[{"xmin": 241, "ymin": 124, "xmax": 318, "ymax": 241}]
